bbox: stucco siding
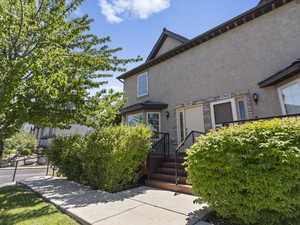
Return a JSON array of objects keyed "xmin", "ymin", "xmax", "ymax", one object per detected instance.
[
  {"xmin": 156, "ymin": 37, "xmax": 183, "ymax": 57},
  {"xmin": 123, "ymin": 1, "xmax": 300, "ymax": 147}
]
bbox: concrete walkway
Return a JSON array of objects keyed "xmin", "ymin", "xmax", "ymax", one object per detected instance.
[{"xmin": 20, "ymin": 176, "xmax": 210, "ymax": 225}]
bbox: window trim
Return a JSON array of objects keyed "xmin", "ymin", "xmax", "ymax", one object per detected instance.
[
  {"xmin": 137, "ymin": 72, "xmax": 149, "ymax": 97},
  {"xmin": 146, "ymin": 112, "xmax": 161, "ymax": 133},
  {"xmin": 210, "ymin": 98, "xmax": 238, "ymax": 128},
  {"xmin": 277, "ymin": 78, "xmax": 300, "ymax": 115}
]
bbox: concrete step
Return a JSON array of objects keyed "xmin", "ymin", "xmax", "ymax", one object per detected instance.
[
  {"xmin": 151, "ymin": 173, "xmax": 187, "ymax": 184},
  {"xmin": 145, "ymin": 179, "xmax": 193, "ymax": 195}
]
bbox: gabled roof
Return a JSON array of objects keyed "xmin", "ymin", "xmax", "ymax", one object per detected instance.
[
  {"xmin": 146, "ymin": 28, "xmax": 189, "ymax": 61},
  {"xmin": 258, "ymin": 59, "xmax": 300, "ymax": 88},
  {"xmin": 118, "ymin": 0, "xmax": 295, "ymax": 80}
]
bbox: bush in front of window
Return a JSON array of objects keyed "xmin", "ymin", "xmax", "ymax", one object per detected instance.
[
  {"xmin": 48, "ymin": 125, "xmax": 152, "ymax": 193},
  {"xmin": 82, "ymin": 125, "xmax": 152, "ymax": 192},
  {"xmin": 186, "ymin": 118, "xmax": 300, "ymax": 225}
]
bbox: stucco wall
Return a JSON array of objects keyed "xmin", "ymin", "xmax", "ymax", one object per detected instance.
[
  {"xmin": 123, "ymin": 1, "xmax": 300, "ymax": 147},
  {"xmin": 156, "ymin": 37, "xmax": 183, "ymax": 57}
]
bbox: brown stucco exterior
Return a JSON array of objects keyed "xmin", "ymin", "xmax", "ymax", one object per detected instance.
[{"xmin": 122, "ymin": 1, "xmax": 300, "ymax": 150}]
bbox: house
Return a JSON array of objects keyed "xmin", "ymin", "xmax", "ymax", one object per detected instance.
[
  {"xmin": 117, "ymin": 0, "xmax": 300, "ymax": 193},
  {"xmin": 118, "ymin": 0, "xmax": 300, "ymax": 151},
  {"xmin": 31, "ymin": 125, "xmax": 92, "ymax": 148}
]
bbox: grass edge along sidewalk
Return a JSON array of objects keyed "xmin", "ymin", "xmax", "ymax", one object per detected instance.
[{"xmin": 0, "ymin": 184, "xmax": 79, "ymax": 225}]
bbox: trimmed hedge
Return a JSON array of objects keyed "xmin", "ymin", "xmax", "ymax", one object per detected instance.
[
  {"xmin": 48, "ymin": 125, "xmax": 152, "ymax": 193},
  {"xmin": 186, "ymin": 118, "xmax": 300, "ymax": 225},
  {"xmin": 47, "ymin": 135, "xmax": 86, "ymax": 183},
  {"xmin": 83, "ymin": 126, "xmax": 152, "ymax": 192}
]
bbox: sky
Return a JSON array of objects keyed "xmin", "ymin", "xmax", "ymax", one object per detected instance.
[{"xmin": 74, "ymin": 0, "xmax": 261, "ymax": 93}]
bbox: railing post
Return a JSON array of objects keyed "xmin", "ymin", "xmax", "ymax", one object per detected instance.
[
  {"xmin": 192, "ymin": 132, "xmax": 195, "ymax": 144},
  {"xmin": 12, "ymin": 160, "xmax": 18, "ymax": 182},
  {"xmin": 163, "ymin": 134, "xmax": 166, "ymax": 160},
  {"xmin": 52, "ymin": 165, "xmax": 55, "ymax": 176},
  {"xmin": 46, "ymin": 160, "xmax": 50, "ymax": 176}
]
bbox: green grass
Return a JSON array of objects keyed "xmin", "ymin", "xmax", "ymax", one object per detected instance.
[{"xmin": 0, "ymin": 184, "xmax": 79, "ymax": 225}]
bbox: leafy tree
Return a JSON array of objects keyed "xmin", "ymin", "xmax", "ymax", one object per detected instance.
[
  {"xmin": 4, "ymin": 132, "xmax": 38, "ymax": 156},
  {"xmin": 0, "ymin": 0, "xmax": 139, "ymax": 159}
]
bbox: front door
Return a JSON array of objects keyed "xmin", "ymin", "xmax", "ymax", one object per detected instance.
[{"xmin": 177, "ymin": 105, "xmax": 205, "ymax": 143}]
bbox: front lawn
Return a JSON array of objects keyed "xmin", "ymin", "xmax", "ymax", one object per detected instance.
[{"xmin": 0, "ymin": 184, "xmax": 78, "ymax": 225}]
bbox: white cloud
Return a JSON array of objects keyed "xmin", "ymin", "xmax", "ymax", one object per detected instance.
[{"xmin": 99, "ymin": 0, "xmax": 170, "ymax": 23}]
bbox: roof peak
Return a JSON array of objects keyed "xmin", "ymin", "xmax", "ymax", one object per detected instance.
[{"xmin": 146, "ymin": 28, "xmax": 189, "ymax": 61}]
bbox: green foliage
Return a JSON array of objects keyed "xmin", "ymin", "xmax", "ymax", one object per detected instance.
[
  {"xmin": 4, "ymin": 132, "xmax": 37, "ymax": 156},
  {"xmin": 0, "ymin": 0, "xmax": 140, "ymax": 157},
  {"xmin": 47, "ymin": 125, "xmax": 152, "ymax": 192},
  {"xmin": 186, "ymin": 118, "xmax": 300, "ymax": 225},
  {"xmin": 0, "ymin": 184, "xmax": 78, "ymax": 225},
  {"xmin": 83, "ymin": 125, "xmax": 152, "ymax": 192},
  {"xmin": 47, "ymin": 135, "xmax": 86, "ymax": 183}
]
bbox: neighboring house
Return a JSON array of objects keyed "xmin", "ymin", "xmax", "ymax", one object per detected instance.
[
  {"xmin": 118, "ymin": 0, "xmax": 300, "ymax": 152},
  {"xmin": 31, "ymin": 125, "xmax": 92, "ymax": 148}
]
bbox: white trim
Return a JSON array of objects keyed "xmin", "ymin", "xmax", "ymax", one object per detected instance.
[
  {"xmin": 146, "ymin": 112, "xmax": 161, "ymax": 132},
  {"xmin": 137, "ymin": 72, "xmax": 149, "ymax": 97},
  {"xmin": 277, "ymin": 78, "xmax": 300, "ymax": 115},
  {"xmin": 210, "ymin": 98, "xmax": 238, "ymax": 129}
]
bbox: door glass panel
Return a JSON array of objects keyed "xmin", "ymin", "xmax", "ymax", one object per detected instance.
[
  {"xmin": 127, "ymin": 113, "xmax": 144, "ymax": 126},
  {"xmin": 281, "ymin": 82, "xmax": 300, "ymax": 114},
  {"xmin": 179, "ymin": 111, "xmax": 185, "ymax": 142},
  {"xmin": 214, "ymin": 102, "xmax": 233, "ymax": 125}
]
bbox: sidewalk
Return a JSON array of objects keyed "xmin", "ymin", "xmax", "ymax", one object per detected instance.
[
  {"xmin": 0, "ymin": 166, "xmax": 47, "ymax": 170},
  {"xmin": 20, "ymin": 176, "xmax": 211, "ymax": 225}
]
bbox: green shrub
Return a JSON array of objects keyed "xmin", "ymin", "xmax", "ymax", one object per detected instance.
[
  {"xmin": 4, "ymin": 132, "xmax": 38, "ymax": 156},
  {"xmin": 47, "ymin": 135, "xmax": 86, "ymax": 183},
  {"xmin": 47, "ymin": 125, "xmax": 152, "ymax": 193},
  {"xmin": 186, "ymin": 118, "xmax": 300, "ymax": 225},
  {"xmin": 82, "ymin": 125, "xmax": 152, "ymax": 192}
]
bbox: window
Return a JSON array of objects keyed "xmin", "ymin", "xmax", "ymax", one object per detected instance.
[
  {"xmin": 278, "ymin": 80, "xmax": 300, "ymax": 114},
  {"xmin": 210, "ymin": 98, "xmax": 238, "ymax": 128},
  {"xmin": 147, "ymin": 112, "xmax": 160, "ymax": 133},
  {"xmin": 238, "ymin": 100, "xmax": 247, "ymax": 120},
  {"xmin": 127, "ymin": 113, "xmax": 144, "ymax": 126},
  {"xmin": 137, "ymin": 73, "xmax": 148, "ymax": 97}
]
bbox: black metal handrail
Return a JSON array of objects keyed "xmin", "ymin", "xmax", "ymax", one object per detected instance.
[
  {"xmin": 175, "ymin": 130, "xmax": 205, "ymax": 185},
  {"xmin": 148, "ymin": 132, "xmax": 170, "ymax": 180},
  {"xmin": 222, "ymin": 113, "xmax": 300, "ymax": 127},
  {"xmin": 0, "ymin": 155, "xmax": 54, "ymax": 182}
]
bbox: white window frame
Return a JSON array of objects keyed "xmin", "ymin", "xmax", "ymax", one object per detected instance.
[
  {"xmin": 277, "ymin": 78, "xmax": 300, "ymax": 115},
  {"xmin": 146, "ymin": 112, "xmax": 161, "ymax": 132},
  {"xmin": 210, "ymin": 98, "xmax": 238, "ymax": 128},
  {"xmin": 137, "ymin": 72, "xmax": 149, "ymax": 97}
]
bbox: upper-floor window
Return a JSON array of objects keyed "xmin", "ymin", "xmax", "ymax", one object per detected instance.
[{"xmin": 137, "ymin": 73, "xmax": 148, "ymax": 97}]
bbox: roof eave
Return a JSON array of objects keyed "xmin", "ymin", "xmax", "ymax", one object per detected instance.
[
  {"xmin": 259, "ymin": 61, "xmax": 300, "ymax": 88},
  {"xmin": 117, "ymin": 0, "xmax": 294, "ymax": 80}
]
